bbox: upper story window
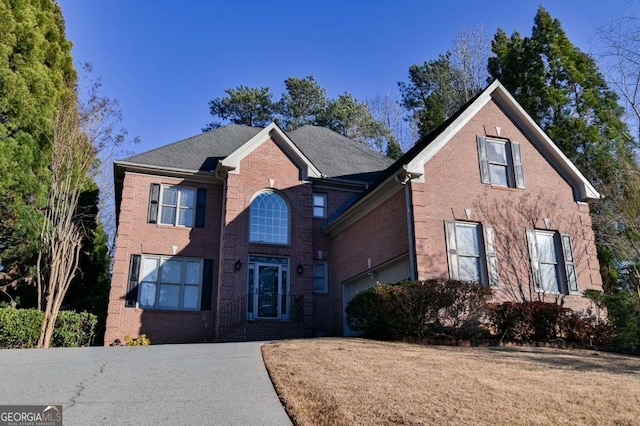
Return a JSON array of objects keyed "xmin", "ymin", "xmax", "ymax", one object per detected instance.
[
  {"xmin": 477, "ymin": 136, "xmax": 524, "ymax": 189},
  {"xmin": 445, "ymin": 221, "xmax": 499, "ymax": 288},
  {"xmin": 527, "ymin": 230, "xmax": 578, "ymax": 295},
  {"xmin": 313, "ymin": 193, "xmax": 327, "ymax": 218},
  {"xmin": 249, "ymin": 190, "xmax": 289, "ymax": 245},
  {"xmin": 147, "ymin": 183, "xmax": 207, "ymax": 228},
  {"xmin": 160, "ymin": 186, "xmax": 196, "ymax": 226}
]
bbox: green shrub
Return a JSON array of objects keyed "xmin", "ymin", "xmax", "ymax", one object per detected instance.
[
  {"xmin": 124, "ymin": 334, "xmax": 151, "ymax": 346},
  {"xmin": 585, "ymin": 289, "xmax": 640, "ymax": 351},
  {"xmin": 345, "ymin": 279, "xmax": 493, "ymax": 340},
  {"xmin": 51, "ymin": 311, "xmax": 98, "ymax": 347},
  {"xmin": 0, "ymin": 308, "xmax": 44, "ymax": 348},
  {"xmin": 0, "ymin": 308, "xmax": 97, "ymax": 348}
]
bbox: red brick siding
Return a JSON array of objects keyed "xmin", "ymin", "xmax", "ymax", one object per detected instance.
[
  {"xmin": 328, "ymin": 188, "xmax": 409, "ymax": 334},
  {"xmin": 218, "ymin": 138, "xmax": 314, "ymax": 339},
  {"xmin": 412, "ymin": 99, "xmax": 601, "ymax": 311},
  {"xmin": 104, "ymin": 173, "xmax": 222, "ymax": 345}
]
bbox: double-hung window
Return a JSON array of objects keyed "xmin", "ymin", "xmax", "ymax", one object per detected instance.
[
  {"xmin": 445, "ymin": 221, "xmax": 499, "ymax": 288},
  {"xmin": 313, "ymin": 261, "xmax": 328, "ymax": 293},
  {"xmin": 147, "ymin": 183, "xmax": 207, "ymax": 228},
  {"xmin": 313, "ymin": 193, "xmax": 327, "ymax": 218},
  {"xmin": 138, "ymin": 256, "xmax": 203, "ymax": 311},
  {"xmin": 527, "ymin": 230, "xmax": 578, "ymax": 294},
  {"xmin": 160, "ymin": 186, "xmax": 196, "ymax": 227},
  {"xmin": 477, "ymin": 136, "xmax": 524, "ymax": 188}
]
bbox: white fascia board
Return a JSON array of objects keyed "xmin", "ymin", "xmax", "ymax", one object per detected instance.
[
  {"xmin": 114, "ymin": 160, "xmax": 199, "ymax": 176},
  {"xmin": 220, "ymin": 122, "xmax": 321, "ymax": 179},
  {"xmin": 404, "ymin": 82, "xmax": 497, "ymax": 180},
  {"xmin": 490, "ymin": 82, "xmax": 601, "ymax": 201}
]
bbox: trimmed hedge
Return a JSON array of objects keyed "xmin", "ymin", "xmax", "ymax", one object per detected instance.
[
  {"xmin": 486, "ymin": 301, "xmax": 612, "ymax": 346},
  {"xmin": 346, "ymin": 279, "xmax": 493, "ymax": 340},
  {"xmin": 0, "ymin": 308, "xmax": 44, "ymax": 348},
  {"xmin": 0, "ymin": 308, "xmax": 97, "ymax": 348}
]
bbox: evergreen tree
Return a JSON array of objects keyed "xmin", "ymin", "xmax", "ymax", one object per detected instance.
[
  {"xmin": 277, "ymin": 76, "xmax": 327, "ymax": 131},
  {"xmin": 204, "ymin": 77, "xmax": 401, "ymax": 157},
  {"xmin": 203, "ymin": 85, "xmax": 275, "ymax": 130},
  {"xmin": 0, "ymin": 0, "xmax": 76, "ymax": 292}
]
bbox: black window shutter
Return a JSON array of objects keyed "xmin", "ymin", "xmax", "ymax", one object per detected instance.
[
  {"xmin": 476, "ymin": 136, "xmax": 491, "ymax": 184},
  {"xmin": 195, "ymin": 188, "xmax": 207, "ymax": 228},
  {"xmin": 201, "ymin": 259, "xmax": 214, "ymax": 310},
  {"xmin": 125, "ymin": 254, "xmax": 141, "ymax": 307},
  {"xmin": 148, "ymin": 183, "xmax": 160, "ymax": 223}
]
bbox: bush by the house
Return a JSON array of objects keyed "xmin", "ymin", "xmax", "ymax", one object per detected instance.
[
  {"xmin": 585, "ymin": 289, "xmax": 640, "ymax": 351},
  {"xmin": 51, "ymin": 310, "xmax": 98, "ymax": 347},
  {"xmin": 345, "ymin": 279, "xmax": 493, "ymax": 340},
  {"xmin": 0, "ymin": 308, "xmax": 97, "ymax": 348},
  {"xmin": 0, "ymin": 308, "xmax": 44, "ymax": 348},
  {"xmin": 124, "ymin": 334, "xmax": 151, "ymax": 346},
  {"xmin": 485, "ymin": 301, "xmax": 611, "ymax": 345}
]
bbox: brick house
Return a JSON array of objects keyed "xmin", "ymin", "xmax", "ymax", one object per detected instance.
[{"xmin": 104, "ymin": 80, "xmax": 603, "ymax": 344}]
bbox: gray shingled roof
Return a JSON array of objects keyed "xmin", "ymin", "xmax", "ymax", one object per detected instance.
[
  {"xmin": 120, "ymin": 123, "xmax": 393, "ymax": 182},
  {"xmin": 287, "ymin": 126, "xmax": 393, "ymax": 181},
  {"xmin": 121, "ymin": 124, "xmax": 263, "ymax": 171}
]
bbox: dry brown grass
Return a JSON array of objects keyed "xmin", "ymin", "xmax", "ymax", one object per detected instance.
[{"xmin": 262, "ymin": 338, "xmax": 640, "ymax": 426}]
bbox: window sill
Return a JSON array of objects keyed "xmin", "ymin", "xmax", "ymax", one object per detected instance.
[{"xmin": 488, "ymin": 184, "xmax": 521, "ymax": 192}]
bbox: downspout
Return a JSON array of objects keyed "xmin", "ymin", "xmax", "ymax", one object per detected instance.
[
  {"xmin": 405, "ymin": 180, "xmax": 418, "ymax": 281},
  {"xmin": 215, "ymin": 172, "xmax": 228, "ymax": 339}
]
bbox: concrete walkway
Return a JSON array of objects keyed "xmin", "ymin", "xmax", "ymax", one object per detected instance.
[{"xmin": 0, "ymin": 342, "xmax": 292, "ymax": 425}]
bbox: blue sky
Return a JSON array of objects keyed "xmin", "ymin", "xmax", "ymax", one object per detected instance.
[{"xmin": 58, "ymin": 0, "xmax": 640, "ymax": 156}]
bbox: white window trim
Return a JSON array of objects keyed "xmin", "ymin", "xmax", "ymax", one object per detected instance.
[
  {"xmin": 313, "ymin": 193, "xmax": 328, "ymax": 219},
  {"xmin": 138, "ymin": 255, "xmax": 203, "ymax": 311},
  {"xmin": 445, "ymin": 221, "xmax": 499, "ymax": 288},
  {"xmin": 313, "ymin": 261, "xmax": 329, "ymax": 294},
  {"xmin": 527, "ymin": 229, "xmax": 577, "ymax": 295},
  {"xmin": 159, "ymin": 185, "xmax": 196, "ymax": 227},
  {"xmin": 477, "ymin": 136, "xmax": 525, "ymax": 189}
]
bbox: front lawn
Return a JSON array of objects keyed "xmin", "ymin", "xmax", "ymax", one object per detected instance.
[{"xmin": 262, "ymin": 338, "xmax": 640, "ymax": 425}]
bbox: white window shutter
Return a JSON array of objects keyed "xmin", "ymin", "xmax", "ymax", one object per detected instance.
[
  {"xmin": 483, "ymin": 225, "xmax": 499, "ymax": 288},
  {"xmin": 561, "ymin": 234, "xmax": 579, "ymax": 294},
  {"xmin": 476, "ymin": 136, "xmax": 491, "ymax": 184},
  {"xmin": 445, "ymin": 221, "xmax": 459, "ymax": 280},
  {"xmin": 511, "ymin": 142, "xmax": 525, "ymax": 188},
  {"xmin": 526, "ymin": 229, "xmax": 541, "ymax": 290}
]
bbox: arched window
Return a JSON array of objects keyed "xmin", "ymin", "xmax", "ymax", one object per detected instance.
[{"xmin": 249, "ymin": 191, "xmax": 289, "ymax": 244}]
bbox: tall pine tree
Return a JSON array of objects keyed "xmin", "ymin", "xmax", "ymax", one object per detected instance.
[{"xmin": 0, "ymin": 0, "xmax": 76, "ymax": 289}]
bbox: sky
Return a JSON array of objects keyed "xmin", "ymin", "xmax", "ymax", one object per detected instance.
[{"xmin": 57, "ymin": 0, "xmax": 640, "ymax": 157}]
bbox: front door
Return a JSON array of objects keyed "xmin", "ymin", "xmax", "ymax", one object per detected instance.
[{"xmin": 248, "ymin": 256, "xmax": 288, "ymax": 320}]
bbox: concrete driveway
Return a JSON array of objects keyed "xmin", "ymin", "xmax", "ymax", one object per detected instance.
[{"xmin": 0, "ymin": 342, "xmax": 292, "ymax": 425}]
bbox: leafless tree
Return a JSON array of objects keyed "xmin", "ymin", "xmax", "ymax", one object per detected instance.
[
  {"xmin": 366, "ymin": 93, "xmax": 417, "ymax": 152},
  {"xmin": 595, "ymin": 15, "xmax": 640, "ymax": 142},
  {"xmin": 36, "ymin": 92, "xmax": 93, "ymax": 347},
  {"xmin": 36, "ymin": 66, "xmax": 134, "ymax": 348},
  {"xmin": 452, "ymin": 23, "xmax": 491, "ymax": 101},
  {"xmin": 474, "ymin": 193, "xmax": 588, "ymax": 304}
]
